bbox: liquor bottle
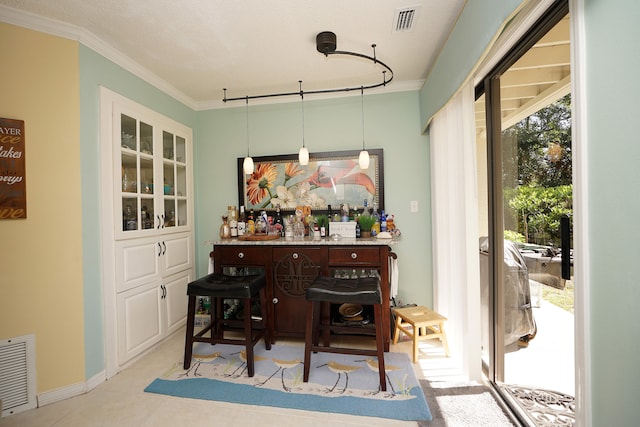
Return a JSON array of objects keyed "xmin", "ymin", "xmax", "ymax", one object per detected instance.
[
  {"xmin": 363, "ymin": 199, "xmax": 369, "ymax": 216},
  {"xmin": 341, "ymin": 203, "xmax": 349, "ymax": 222},
  {"xmin": 228, "ymin": 205, "xmax": 238, "ymax": 237},
  {"xmin": 380, "ymin": 210, "xmax": 387, "ymax": 232},
  {"xmin": 274, "ymin": 205, "xmax": 284, "ymax": 236},
  {"xmin": 237, "ymin": 206, "xmax": 246, "ymax": 236},
  {"xmin": 247, "ymin": 209, "xmax": 255, "ymax": 234}
]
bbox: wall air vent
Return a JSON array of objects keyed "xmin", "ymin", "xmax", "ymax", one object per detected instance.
[
  {"xmin": 0, "ymin": 334, "xmax": 36, "ymax": 418},
  {"xmin": 393, "ymin": 6, "xmax": 419, "ymax": 32}
]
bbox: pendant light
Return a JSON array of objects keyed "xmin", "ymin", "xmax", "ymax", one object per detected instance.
[
  {"xmin": 298, "ymin": 81, "xmax": 309, "ymax": 165},
  {"xmin": 243, "ymin": 96, "xmax": 254, "ymax": 175},
  {"xmin": 359, "ymin": 86, "xmax": 370, "ymax": 169}
]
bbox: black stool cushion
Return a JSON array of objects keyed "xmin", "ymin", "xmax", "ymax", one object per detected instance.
[
  {"xmin": 187, "ymin": 273, "xmax": 266, "ymax": 299},
  {"xmin": 306, "ymin": 276, "xmax": 382, "ymax": 305}
]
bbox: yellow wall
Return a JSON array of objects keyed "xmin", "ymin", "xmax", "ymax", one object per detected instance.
[{"xmin": 0, "ymin": 22, "xmax": 85, "ymax": 392}]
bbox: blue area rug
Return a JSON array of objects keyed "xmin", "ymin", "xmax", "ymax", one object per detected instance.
[{"xmin": 145, "ymin": 342, "xmax": 432, "ymax": 422}]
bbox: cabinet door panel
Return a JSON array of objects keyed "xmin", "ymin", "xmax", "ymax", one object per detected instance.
[
  {"xmin": 164, "ymin": 270, "xmax": 191, "ymax": 335},
  {"xmin": 272, "ymin": 247, "xmax": 321, "ymax": 336},
  {"xmin": 116, "ymin": 282, "xmax": 163, "ymax": 362},
  {"xmin": 162, "ymin": 234, "xmax": 192, "ymax": 276},
  {"xmin": 116, "ymin": 238, "xmax": 160, "ymax": 293}
]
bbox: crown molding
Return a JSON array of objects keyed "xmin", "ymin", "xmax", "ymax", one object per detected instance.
[
  {"xmin": 2, "ymin": 4, "xmax": 422, "ymax": 112},
  {"xmin": 0, "ymin": 4, "xmax": 198, "ymax": 110}
]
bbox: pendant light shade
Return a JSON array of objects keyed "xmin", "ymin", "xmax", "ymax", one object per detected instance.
[
  {"xmin": 298, "ymin": 146, "xmax": 309, "ymax": 165},
  {"xmin": 359, "ymin": 86, "xmax": 370, "ymax": 170},
  {"xmin": 359, "ymin": 150, "xmax": 370, "ymax": 169},
  {"xmin": 243, "ymin": 97, "xmax": 254, "ymax": 175},
  {"xmin": 243, "ymin": 156, "xmax": 254, "ymax": 175},
  {"xmin": 298, "ymin": 81, "xmax": 309, "ymax": 165}
]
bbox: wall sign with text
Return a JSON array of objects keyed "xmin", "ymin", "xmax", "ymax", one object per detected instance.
[{"xmin": 0, "ymin": 117, "xmax": 27, "ymax": 219}]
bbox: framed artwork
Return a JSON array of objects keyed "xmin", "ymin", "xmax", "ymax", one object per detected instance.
[
  {"xmin": 237, "ymin": 149, "xmax": 384, "ymax": 213},
  {"xmin": 0, "ymin": 117, "xmax": 27, "ymax": 219}
]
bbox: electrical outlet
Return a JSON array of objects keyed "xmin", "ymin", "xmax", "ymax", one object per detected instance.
[{"xmin": 410, "ymin": 200, "xmax": 418, "ymax": 213}]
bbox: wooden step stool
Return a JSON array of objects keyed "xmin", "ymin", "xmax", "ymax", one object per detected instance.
[{"xmin": 392, "ymin": 306, "xmax": 450, "ymax": 363}]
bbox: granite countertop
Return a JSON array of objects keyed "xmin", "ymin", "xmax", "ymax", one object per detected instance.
[{"xmin": 206, "ymin": 236, "xmax": 398, "ymax": 246}]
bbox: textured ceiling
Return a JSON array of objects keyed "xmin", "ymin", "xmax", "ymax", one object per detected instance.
[{"xmin": 0, "ymin": 0, "xmax": 465, "ymax": 108}]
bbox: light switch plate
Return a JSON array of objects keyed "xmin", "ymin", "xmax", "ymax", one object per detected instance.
[{"xmin": 410, "ymin": 200, "xmax": 418, "ymax": 213}]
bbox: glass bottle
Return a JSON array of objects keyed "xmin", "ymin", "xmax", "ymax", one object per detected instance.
[
  {"xmin": 219, "ymin": 215, "xmax": 231, "ymax": 239},
  {"xmin": 274, "ymin": 205, "xmax": 284, "ymax": 236},
  {"xmin": 237, "ymin": 206, "xmax": 246, "ymax": 236},
  {"xmin": 124, "ymin": 204, "xmax": 137, "ymax": 231},
  {"xmin": 255, "ymin": 211, "xmax": 267, "ymax": 234},
  {"xmin": 247, "ymin": 209, "xmax": 255, "ymax": 234},
  {"xmin": 228, "ymin": 205, "xmax": 238, "ymax": 237},
  {"xmin": 293, "ymin": 209, "xmax": 305, "ymax": 239}
]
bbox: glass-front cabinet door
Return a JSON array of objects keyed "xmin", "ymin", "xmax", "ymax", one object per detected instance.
[
  {"xmin": 161, "ymin": 131, "xmax": 188, "ymax": 228},
  {"xmin": 116, "ymin": 109, "xmax": 191, "ymax": 237}
]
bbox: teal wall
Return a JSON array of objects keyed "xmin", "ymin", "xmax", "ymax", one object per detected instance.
[
  {"xmin": 419, "ymin": 0, "xmax": 523, "ymax": 128},
  {"xmin": 194, "ymin": 92, "xmax": 432, "ymax": 307},
  {"xmin": 79, "ymin": 44, "xmax": 432, "ymax": 378},
  {"xmin": 583, "ymin": 1, "xmax": 640, "ymax": 424},
  {"xmin": 78, "ymin": 45, "xmax": 195, "ymax": 378}
]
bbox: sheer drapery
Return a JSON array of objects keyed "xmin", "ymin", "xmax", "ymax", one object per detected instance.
[{"xmin": 428, "ymin": 81, "xmax": 481, "ymax": 380}]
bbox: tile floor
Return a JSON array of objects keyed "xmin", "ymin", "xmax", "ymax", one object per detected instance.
[
  {"xmin": 1, "ymin": 329, "xmax": 458, "ymax": 427},
  {"xmin": 1, "ymin": 296, "xmax": 573, "ymax": 427}
]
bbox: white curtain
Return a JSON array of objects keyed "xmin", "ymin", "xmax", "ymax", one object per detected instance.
[{"xmin": 429, "ymin": 81, "xmax": 482, "ymax": 381}]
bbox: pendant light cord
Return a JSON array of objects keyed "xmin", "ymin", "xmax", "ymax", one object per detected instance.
[
  {"xmin": 300, "ymin": 80, "xmax": 305, "ymax": 148},
  {"xmin": 245, "ymin": 96, "xmax": 250, "ymax": 156},
  {"xmin": 361, "ymin": 86, "xmax": 365, "ymax": 150}
]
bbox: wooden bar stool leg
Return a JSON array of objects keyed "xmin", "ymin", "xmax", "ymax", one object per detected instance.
[
  {"xmin": 184, "ymin": 295, "xmax": 197, "ymax": 369},
  {"xmin": 303, "ymin": 300, "xmax": 314, "ymax": 383},
  {"xmin": 374, "ymin": 304, "xmax": 386, "ymax": 392},
  {"xmin": 242, "ymin": 297, "xmax": 255, "ymax": 377}
]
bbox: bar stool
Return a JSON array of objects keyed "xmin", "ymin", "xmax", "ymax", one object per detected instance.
[
  {"xmin": 303, "ymin": 276, "xmax": 386, "ymax": 391},
  {"xmin": 183, "ymin": 273, "xmax": 271, "ymax": 377}
]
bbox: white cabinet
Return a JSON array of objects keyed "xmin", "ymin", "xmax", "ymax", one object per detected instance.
[
  {"xmin": 115, "ymin": 102, "xmax": 191, "ymax": 238},
  {"xmin": 114, "ymin": 234, "xmax": 193, "ymax": 362},
  {"xmin": 116, "ymin": 269, "xmax": 191, "ymax": 362},
  {"xmin": 101, "ymin": 87, "xmax": 194, "ymax": 371}
]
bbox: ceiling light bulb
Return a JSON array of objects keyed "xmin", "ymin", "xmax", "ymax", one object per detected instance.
[
  {"xmin": 243, "ymin": 156, "xmax": 254, "ymax": 175},
  {"xmin": 359, "ymin": 150, "xmax": 370, "ymax": 169},
  {"xmin": 299, "ymin": 146, "xmax": 309, "ymax": 165}
]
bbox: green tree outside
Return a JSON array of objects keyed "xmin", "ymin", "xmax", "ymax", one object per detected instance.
[{"xmin": 503, "ymin": 94, "xmax": 573, "ymax": 246}]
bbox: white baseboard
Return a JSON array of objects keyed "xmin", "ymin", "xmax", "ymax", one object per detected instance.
[
  {"xmin": 37, "ymin": 382, "xmax": 85, "ymax": 407},
  {"xmin": 36, "ymin": 370, "xmax": 106, "ymax": 407},
  {"xmin": 86, "ymin": 370, "xmax": 106, "ymax": 392}
]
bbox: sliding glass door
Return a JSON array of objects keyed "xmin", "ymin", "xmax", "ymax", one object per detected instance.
[{"xmin": 477, "ymin": 1, "xmax": 575, "ymax": 424}]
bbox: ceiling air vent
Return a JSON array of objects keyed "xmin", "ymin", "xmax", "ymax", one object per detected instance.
[{"xmin": 393, "ymin": 6, "xmax": 419, "ymax": 33}]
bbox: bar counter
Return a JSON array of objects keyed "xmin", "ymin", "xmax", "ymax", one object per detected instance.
[{"xmin": 209, "ymin": 236, "xmax": 396, "ymax": 349}]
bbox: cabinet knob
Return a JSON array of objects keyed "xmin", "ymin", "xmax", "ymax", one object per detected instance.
[
  {"xmin": 272, "ymin": 297, "xmax": 279, "ymax": 304},
  {"xmin": 292, "ymin": 253, "xmax": 299, "ymax": 259},
  {"xmin": 238, "ymin": 252, "xmax": 245, "ymax": 259},
  {"xmin": 351, "ymin": 252, "xmax": 358, "ymax": 259}
]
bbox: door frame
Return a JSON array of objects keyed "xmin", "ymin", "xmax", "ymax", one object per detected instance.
[{"xmin": 470, "ymin": 0, "xmax": 590, "ymax": 424}]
